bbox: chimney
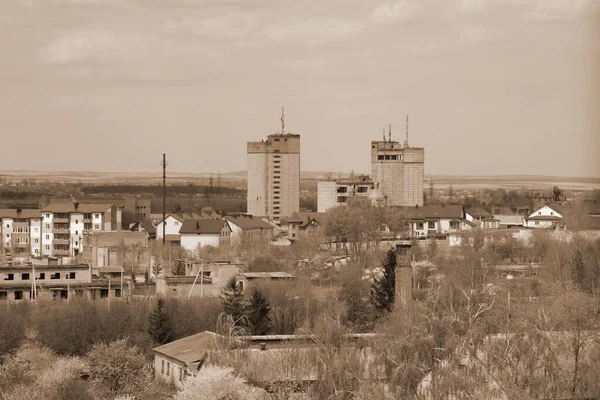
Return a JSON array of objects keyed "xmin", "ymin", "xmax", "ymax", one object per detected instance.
[
  {"xmin": 196, "ymin": 221, "xmax": 200, "ymax": 230},
  {"xmin": 74, "ymin": 202, "xmax": 79, "ymax": 210},
  {"xmin": 16, "ymin": 208, "xmax": 22, "ymax": 215},
  {"xmin": 442, "ymin": 203, "xmax": 445, "ymax": 208},
  {"xmin": 260, "ymin": 343, "xmax": 266, "ymax": 351}
]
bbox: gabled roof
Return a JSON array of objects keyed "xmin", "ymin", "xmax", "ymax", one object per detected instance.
[
  {"xmin": 129, "ymin": 219, "xmax": 156, "ymax": 235},
  {"xmin": 530, "ymin": 202, "xmax": 567, "ymax": 217},
  {"xmin": 41, "ymin": 203, "xmax": 114, "ymax": 213},
  {"xmin": 153, "ymin": 331, "xmax": 226, "ymax": 366},
  {"xmin": 464, "ymin": 206, "xmax": 494, "ymax": 219},
  {"xmin": 0, "ymin": 209, "xmax": 41, "ymax": 219},
  {"xmin": 284, "ymin": 212, "xmax": 328, "ymax": 228},
  {"xmin": 404, "ymin": 204, "xmax": 464, "ymax": 220},
  {"xmin": 224, "ymin": 215, "xmax": 273, "ymax": 230},
  {"xmin": 179, "ymin": 219, "xmax": 231, "ymax": 235}
]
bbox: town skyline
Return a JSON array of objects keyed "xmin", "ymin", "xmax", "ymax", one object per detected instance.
[{"xmin": 1, "ymin": 0, "xmax": 599, "ymax": 177}]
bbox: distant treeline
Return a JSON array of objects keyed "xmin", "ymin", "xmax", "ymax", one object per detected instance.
[{"xmin": 81, "ymin": 184, "xmax": 245, "ymax": 197}]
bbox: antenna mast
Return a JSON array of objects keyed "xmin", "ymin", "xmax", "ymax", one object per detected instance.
[
  {"xmin": 388, "ymin": 124, "xmax": 392, "ymax": 142},
  {"xmin": 161, "ymin": 154, "xmax": 167, "ymax": 245},
  {"xmin": 382, "ymin": 128, "xmax": 386, "ymax": 141},
  {"xmin": 281, "ymin": 106, "xmax": 285, "ymax": 134},
  {"xmin": 404, "ymin": 115, "xmax": 409, "ymax": 148}
]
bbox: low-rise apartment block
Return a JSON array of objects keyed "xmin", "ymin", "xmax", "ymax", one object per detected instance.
[
  {"xmin": 317, "ymin": 175, "xmax": 375, "ymax": 213},
  {"xmin": 40, "ymin": 203, "xmax": 121, "ymax": 258},
  {"xmin": 0, "ymin": 263, "xmax": 123, "ymax": 302},
  {"xmin": 0, "ymin": 208, "xmax": 42, "ymax": 263}
]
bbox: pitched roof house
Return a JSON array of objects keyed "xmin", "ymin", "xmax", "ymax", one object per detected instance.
[
  {"xmin": 403, "ymin": 204, "xmax": 475, "ymax": 237},
  {"xmin": 224, "ymin": 215, "xmax": 274, "ymax": 239},
  {"xmin": 524, "ymin": 203, "xmax": 566, "ymax": 229},
  {"xmin": 283, "ymin": 212, "xmax": 328, "ymax": 239},
  {"xmin": 179, "ymin": 219, "xmax": 232, "ymax": 252}
]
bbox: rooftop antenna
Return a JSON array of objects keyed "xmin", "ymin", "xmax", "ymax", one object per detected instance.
[
  {"xmin": 161, "ymin": 153, "xmax": 167, "ymax": 245},
  {"xmin": 404, "ymin": 115, "xmax": 409, "ymax": 148},
  {"xmin": 382, "ymin": 127, "xmax": 386, "ymax": 141},
  {"xmin": 281, "ymin": 106, "xmax": 285, "ymax": 135},
  {"xmin": 388, "ymin": 123, "xmax": 392, "ymax": 142}
]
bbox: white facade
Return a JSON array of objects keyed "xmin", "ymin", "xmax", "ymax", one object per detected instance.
[
  {"xmin": 180, "ymin": 234, "xmax": 221, "ymax": 251},
  {"xmin": 155, "ymin": 215, "xmax": 183, "ymax": 239},
  {"xmin": 247, "ymin": 153, "xmax": 268, "ymax": 217},
  {"xmin": 41, "ymin": 212, "xmax": 54, "ymax": 257},
  {"xmin": 70, "ymin": 213, "xmax": 85, "ymax": 254},
  {"xmin": 525, "ymin": 205, "xmax": 563, "ymax": 228},
  {"xmin": 317, "ymin": 181, "xmax": 337, "ymax": 213},
  {"xmin": 30, "ymin": 217, "xmax": 41, "ymax": 255}
]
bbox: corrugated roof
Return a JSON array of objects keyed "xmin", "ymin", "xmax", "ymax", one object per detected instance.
[
  {"xmin": 179, "ymin": 219, "xmax": 230, "ymax": 235},
  {"xmin": 0, "ymin": 209, "xmax": 41, "ymax": 219},
  {"xmin": 495, "ymin": 215, "xmax": 525, "ymax": 226},
  {"xmin": 41, "ymin": 203, "xmax": 113, "ymax": 213},
  {"xmin": 153, "ymin": 331, "xmax": 225, "ymax": 364},
  {"xmin": 224, "ymin": 215, "xmax": 273, "ymax": 230}
]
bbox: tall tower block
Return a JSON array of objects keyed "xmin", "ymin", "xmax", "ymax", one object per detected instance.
[
  {"xmin": 247, "ymin": 109, "xmax": 300, "ymax": 223},
  {"xmin": 371, "ymin": 119, "xmax": 424, "ymax": 207}
]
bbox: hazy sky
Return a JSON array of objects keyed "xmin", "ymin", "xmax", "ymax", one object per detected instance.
[{"xmin": 1, "ymin": 0, "xmax": 599, "ymax": 177}]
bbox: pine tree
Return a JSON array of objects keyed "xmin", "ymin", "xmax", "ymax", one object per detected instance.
[
  {"xmin": 221, "ymin": 277, "xmax": 245, "ymax": 322},
  {"xmin": 572, "ymin": 248, "xmax": 586, "ymax": 290},
  {"xmin": 148, "ymin": 297, "xmax": 173, "ymax": 344},
  {"xmin": 370, "ymin": 249, "xmax": 397, "ymax": 313},
  {"xmin": 244, "ymin": 287, "xmax": 272, "ymax": 335}
]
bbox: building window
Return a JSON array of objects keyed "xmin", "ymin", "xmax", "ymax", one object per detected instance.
[
  {"xmin": 174, "ymin": 221, "xmax": 179, "ymax": 226},
  {"xmin": 45, "ymin": 234, "xmax": 50, "ymax": 240},
  {"xmin": 428, "ymin": 222, "xmax": 435, "ymax": 229},
  {"xmin": 45, "ymin": 213, "xmax": 50, "ymax": 219},
  {"xmin": 50, "ymin": 273, "xmax": 60, "ymax": 280},
  {"xmin": 21, "ymin": 273, "xmax": 30, "ymax": 280},
  {"xmin": 66, "ymin": 272, "xmax": 76, "ymax": 279},
  {"xmin": 34, "ymin": 227, "xmax": 39, "ymax": 233},
  {"xmin": 95, "ymin": 214, "xmax": 100, "ymax": 219},
  {"xmin": 45, "ymin": 224, "xmax": 50, "ymax": 229},
  {"xmin": 0, "ymin": 292, "xmax": 7, "ymax": 300},
  {"xmin": 535, "ymin": 221, "xmax": 539, "ymax": 226},
  {"xmin": 417, "ymin": 223, "xmax": 424, "ymax": 230},
  {"xmin": 337, "ymin": 197, "xmax": 347, "ymax": 203},
  {"xmin": 14, "ymin": 291, "xmax": 23, "ymax": 300},
  {"xmin": 450, "ymin": 221, "xmax": 459, "ymax": 230},
  {"xmin": 38, "ymin": 273, "xmax": 45, "ymax": 279},
  {"xmin": 4, "ymin": 274, "xmax": 14, "ymax": 281},
  {"xmin": 378, "ymin": 155, "xmax": 384, "ymax": 160},
  {"xmin": 166, "ymin": 362, "xmax": 170, "ymax": 376},
  {"xmin": 75, "ymin": 220, "xmax": 78, "ymax": 224},
  {"xmin": 45, "ymin": 245, "xmax": 50, "ymax": 250},
  {"xmin": 94, "ymin": 225, "xmax": 100, "ymax": 229},
  {"xmin": 34, "ymin": 238, "xmax": 39, "ymax": 243},
  {"xmin": 115, "ymin": 289, "xmax": 121, "ymax": 297},
  {"xmin": 550, "ymin": 212, "xmax": 554, "ymax": 216},
  {"xmin": 161, "ymin": 360, "xmax": 165, "ymax": 374}
]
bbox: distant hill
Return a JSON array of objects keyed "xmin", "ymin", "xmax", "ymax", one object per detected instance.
[{"xmin": 0, "ymin": 170, "xmax": 598, "ymax": 190}]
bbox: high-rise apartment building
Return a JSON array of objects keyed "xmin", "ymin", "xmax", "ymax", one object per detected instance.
[
  {"xmin": 247, "ymin": 110, "xmax": 300, "ymax": 223},
  {"xmin": 371, "ymin": 121, "xmax": 424, "ymax": 207}
]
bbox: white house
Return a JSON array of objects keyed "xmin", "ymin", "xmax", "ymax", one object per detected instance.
[
  {"xmin": 223, "ymin": 215, "xmax": 274, "ymax": 240},
  {"xmin": 179, "ymin": 219, "xmax": 232, "ymax": 252},
  {"xmin": 464, "ymin": 206, "xmax": 499, "ymax": 229},
  {"xmin": 154, "ymin": 214, "xmax": 185, "ymax": 242},
  {"xmin": 405, "ymin": 205, "xmax": 476, "ymax": 237},
  {"xmin": 524, "ymin": 203, "xmax": 566, "ymax": 229}
]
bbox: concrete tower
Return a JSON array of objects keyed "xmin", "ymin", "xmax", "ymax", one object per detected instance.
[
  {"xmin": 371, "ymin": 117, "xmax": 424, "ymax": 207},
  {"xmin": 247, "ymin": 108, "xmax": 300, "ymax": 224}
]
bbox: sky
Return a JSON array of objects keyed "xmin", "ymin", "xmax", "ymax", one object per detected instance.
[{"xmin": 1, "ymin": 0, "xmax": 599, "ymax": 178}]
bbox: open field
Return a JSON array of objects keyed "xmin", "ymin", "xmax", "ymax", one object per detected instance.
[{"xmin": 0, "ymin": 170, "xmax": 598, "ymax": 191}]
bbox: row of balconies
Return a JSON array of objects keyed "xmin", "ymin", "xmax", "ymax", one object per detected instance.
[{"xmin": 49, "ymin": 218, "xmax": 92, "ymax": 224}]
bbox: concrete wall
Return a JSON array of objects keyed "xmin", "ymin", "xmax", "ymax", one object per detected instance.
[
  {"xmin": 154, "ymin": 354, "xmax": 186, "ymax": 388},
  {"xmin": 317, "ymin": 181, "xmax": 337, "ymax": 213},
  {"xmin": 180, "ymin": 234, "xmax": 220, "ymax": 252}
]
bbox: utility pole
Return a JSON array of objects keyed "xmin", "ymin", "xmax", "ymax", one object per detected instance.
[{"xmin": 161, "ymin": 154, "xmax": 167, "ymax": 245}]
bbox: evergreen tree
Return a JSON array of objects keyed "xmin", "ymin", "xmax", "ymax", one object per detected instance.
[
  {"xmin": 148, "ymin": 297, "xmax": 173, "ymax": 344},
  {"xmin": 571, "ymin": 248, "xmax": 586, "ymax": 290},
  {"xmin": 221, "ymin": 277, "xmax": 245, "ymax": 322},
  {"xmin": 244, "ymin": 287, "xmax": 271, "ymax": 335},
  {"xmin": 371, "ymin": 249, "xmax": 397, "ymax": 313}
]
